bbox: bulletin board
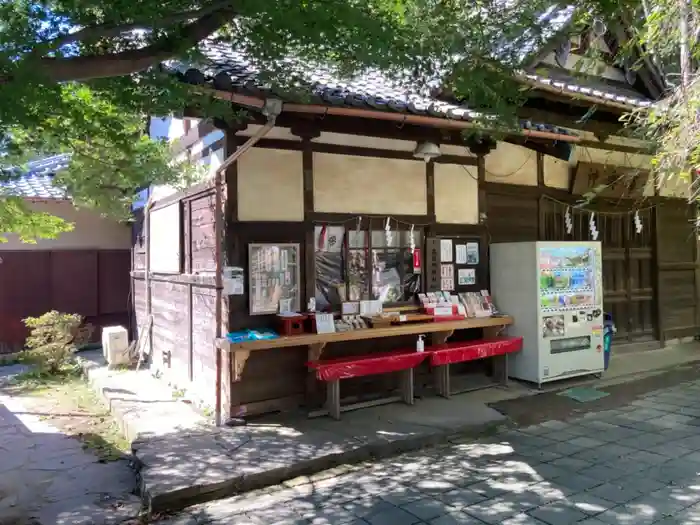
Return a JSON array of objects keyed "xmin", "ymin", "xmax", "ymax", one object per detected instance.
[
  {"xmin": 425, "ymin": 236, "xmax": 484, "ymax": 293},
  {"xmin": 248, "ymin": 243, "xmax": 301, "ymax": 315}
]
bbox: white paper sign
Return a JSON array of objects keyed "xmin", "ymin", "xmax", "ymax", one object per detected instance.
[
  {"xmin": 440, "ymin": 239, "xmax": 453, "ymax": 262},
  {"xmin": 441, "ymin": 278, "xmax": 455, "ymax": 291},
  {"xmin": 440, "ymin": 264, "xmax": 454, "ymax": 279},
  {"xmin": 456, "ymin": 244, "xmax": 467, "ymax": 264},
  {"xmin": 458, "ymin": 268, "xmax": 476, "ymax": 286}
]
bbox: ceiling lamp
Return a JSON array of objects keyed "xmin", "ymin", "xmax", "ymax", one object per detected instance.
[{"xmin": 413, "ymin": 141, "xmax": 442, "ymax": 162}]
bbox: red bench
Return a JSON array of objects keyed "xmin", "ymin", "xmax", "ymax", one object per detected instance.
[
  {"xmin": 307, "ymin": 350, "xmax": 427, "ymax": 420},
  {"xmin": 430, "ymin": 337, "xmax": 523, "ymax": 398},
  {"xmin": 307, "ymin": 336, "xmax": 523, "ymax": 419}
]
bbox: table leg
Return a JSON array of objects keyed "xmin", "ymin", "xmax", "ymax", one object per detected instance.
[
  {"xmin": 327, "ymin": 380, "xmax": 341, "ymax": 420},
  {"xmin": 494, "ymin": 354, "xmax": 509, "ymax": 386},
  {"xmin": 306, "ymin": 343, "xmax": 326, "ymax": 408},
  {"xmin": 230, "ymin": 350, "xmax": 250, "ymax": 418},
  {"xmin": 400, "ymin": 369, "xmax": 414, "ymax": 405}
]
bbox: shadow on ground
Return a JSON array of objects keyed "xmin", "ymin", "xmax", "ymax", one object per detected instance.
[
  {"xmin": 150, "ymin": 375, "xmax": 700, "ymax": 524},
  {"xmin": 0, "ymin": 368, "xmax": 141, "ymax": 525}
]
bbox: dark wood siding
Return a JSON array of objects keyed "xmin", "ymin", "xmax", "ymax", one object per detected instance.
[
  {"xmin": 485, "ymin": 188, "xmax": 539, "ymax": 243},
  {"xmin": 656, "ymin": 203, "xmax": 700, "ymax": 340},
  {"xmin": 132, "ymin": 188, "xmax": 221, "ymax": 404}
]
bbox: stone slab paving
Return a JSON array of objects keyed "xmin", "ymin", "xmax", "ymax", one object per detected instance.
[
  {"xmin": 0, "ymin": 367, "xmax": 141, "ymax": 524},
  {"xmin": 78, "ymin": 352, "xmax": 507, "ymax": 514},
  {"xmin": 155, "ymin": 378, "xmax": 700, "ymax": 525}
]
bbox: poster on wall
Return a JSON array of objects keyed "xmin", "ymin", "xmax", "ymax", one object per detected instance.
[
  {"xmin": 249, "ymin": 243, "xmax": 301, "ymax": 315},
  {"xmin": 456, "ymin": 244, "xmax": 468, "ymax": 264},
  {"xmin": 441, "ymin": 278, "xmax": 455, "ymax": 291},
  {"xmin": 466, "ymin": 242, "xmax": 479, "ymax": 265},
  {"xmin": 440, "ymin": 239, "xmax": 453, "ymax": 262},
  {"xmin": 458, "ymin": 268, "xmax": 476, "ymax": 286}
]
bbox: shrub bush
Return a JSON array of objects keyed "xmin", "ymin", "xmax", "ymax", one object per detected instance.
[{"xmin": 22, "ymin": 311, "xmax": 89, "ymax": 375}]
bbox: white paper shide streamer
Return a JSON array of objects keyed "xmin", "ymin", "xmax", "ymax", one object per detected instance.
[
  {"xmin": 564, "ymin": 206, "xmax": 573, "ymax": 235},
  {"xmin": 409, "ymin": 224, "xmax": 416, "ymax": 253},
  {"xmin": 634, "ymin": 210, "xmax": 643, "ymax": 234},
  {"xmin": 589, "ymin": 212, "xmax": 599, "ymax": 241},
  {"xmin": 385, "ymin": 217, "xmax": 393, "ymax": 246}
]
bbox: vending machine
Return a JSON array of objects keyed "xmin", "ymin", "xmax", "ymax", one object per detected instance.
[{"xmin": 489, "ymin": 241, "xmax": 604, "ymax": 387}]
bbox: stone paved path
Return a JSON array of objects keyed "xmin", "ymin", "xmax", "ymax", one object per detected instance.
[
  {"xmin": 164, "ymin": 378, "xmax": 700, "ymax": 525},
  {"xmin": 0, "ymin": 366, "xmax": 141, "ymax": 525}
]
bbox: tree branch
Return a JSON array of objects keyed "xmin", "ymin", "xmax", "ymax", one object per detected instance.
[
  {"xmin": 21, "ymin": 5, "xmax": 236, "ymax": 83},
  {"xmin": 48, "ymin": 0, "xmax": 236, "ymax": 50}
]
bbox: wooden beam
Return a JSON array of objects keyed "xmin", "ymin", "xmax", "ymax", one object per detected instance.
[
  {"xmin": 518, "ymin": 106, "xmax": 624, "ymax": 138},
  {"xmin": 577, "ymin": 139, "xmax": 651, "ymax": 155},
  {"xmin": 426, "ymin": 161, "xmax": 436, "ymax": 222},
  {"xmin": 536, "ymin": 151, "xmax": 545, "ymax": 187}
]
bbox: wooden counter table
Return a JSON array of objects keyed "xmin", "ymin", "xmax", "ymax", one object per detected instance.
[{"xmin": 216, "ymin": 315, "xmax": 514, "ymax": 416}]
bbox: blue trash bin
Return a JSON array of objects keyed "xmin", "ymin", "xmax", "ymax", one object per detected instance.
[{"xmin": 603, "ymin": 313, "xmax": 616, "ymax": 371}]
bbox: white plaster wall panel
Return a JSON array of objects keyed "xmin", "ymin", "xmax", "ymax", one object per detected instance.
[
  {"xmin": 313, "ymin": 153, "xmax": 427, "ymax": 215},
  {"xmin": 543, "ymin": 155, "xmax": 570, "ymax": 189},
  {"xmin": 659, "ymin": 174, "xmax": 692, "ymax": 198},
  {"xmin": 237, "ymin": 148, "xmax": 304, "ymax": 221},
  {"xmin": 315, "ymin": 132, "xmax": 415, "ymax": 152},
  {"xmin": 572, "ymin": 147, "xmax": 652, "ymax": 170},
  {"xmin": 440, "ymin": 144, "xmax": 476, "ymax": 158},
  {"xmin": 239, "ymin": 126, "xmax": 301, "ymax": 141},
  {"xmin": 1, "ymin": 201, "xmax": 130, "ymax": 250},
  {"xmin": 150, "ymin": 184, "xmax": 178, "ymax": 202},
  {"xmin": 485, "ymin": 142, "xmax": 538, "ymax": 185},
  {"xmin": 434, "ymin": 163, "xmax": 479, "ymax": 224}
]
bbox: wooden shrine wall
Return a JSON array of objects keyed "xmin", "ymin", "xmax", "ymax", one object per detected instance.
[{"xmin": 656, "ymin": 202, "xmax": 700, "ymax": 342}]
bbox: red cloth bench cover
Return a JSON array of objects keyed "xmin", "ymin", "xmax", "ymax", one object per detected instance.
[
  {"xmin": 307, "ymin": 350, "xmax": 428, "ymax": 381},
  {"xmin": 429, "ymin": 336, "xmax": 523, "ymax": 366}
]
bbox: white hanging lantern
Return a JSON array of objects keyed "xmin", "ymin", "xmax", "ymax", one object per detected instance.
[
  {"xmin": 634, "ymin": 210, "xmax": 643, "ymax": 234},
  {"xmin": 589, "ymin": 212, "xmax": 599, "ymax": 241},
  {"xmin": 564, "ymin": 206, "xmax": 573, "ymax": 235}
]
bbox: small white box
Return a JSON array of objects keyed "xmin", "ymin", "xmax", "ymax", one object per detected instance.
[{"xmin": 101, "ymin": 326, "xmax": 130, "ymax": 366}]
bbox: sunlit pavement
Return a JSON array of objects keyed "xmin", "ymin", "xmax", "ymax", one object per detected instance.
[
  {"xmin": 0, "ymin": 367, "xmax": 140, "ymax": 525},
  {"xmin": 163, "ymin": 379, "xmax": 700, "ymax": 525}
]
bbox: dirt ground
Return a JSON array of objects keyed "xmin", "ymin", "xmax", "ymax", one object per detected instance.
[{"xmin": 1, "ymin": 369, "xmax": 130, "ymax": 462}]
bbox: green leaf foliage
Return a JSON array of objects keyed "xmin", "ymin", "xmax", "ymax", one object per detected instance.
[{"xmin": 1, "ymin": 0, "xmax": 678, "ymax": 240}]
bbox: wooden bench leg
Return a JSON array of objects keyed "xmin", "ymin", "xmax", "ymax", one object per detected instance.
[
  {"xmin": 434, "ymin": 364, "xmax": 451, "ymax": 399},
  {"xmin": 399, "ymin": 368, "xmax": 414, "ymax": 405},
  {"xmin": 326, "ymin": 380, "xmax": 341, "ymax": 420},
  {"xmin": 493, "ymin": 354, "xmax": 508, "ymax": 386}
]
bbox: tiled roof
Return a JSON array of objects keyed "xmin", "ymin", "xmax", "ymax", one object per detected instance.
[
  {"xmin": 520, "ymin": 72, "xmax": 653, "ymax": 108},
  {"xmin": 171, "ymin": 3, "xmax": 653, "ymax": 136},
  {"xmin": 0, "ymin": 154, "xmax": 70, "ymax": 200},
  {"xmin": 181, "ymin": 40, "xmax": 576, "ymax": 137}
]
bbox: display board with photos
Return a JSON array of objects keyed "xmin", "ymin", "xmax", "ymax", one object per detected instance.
[
  {"xmin": 248, "ymin": 243, "xmax": 301, "ymax": 315},
  {"xmin": 425, "ymin": 236, "xmax": 483, "ymax": 293}
]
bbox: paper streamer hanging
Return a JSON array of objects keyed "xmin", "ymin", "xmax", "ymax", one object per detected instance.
[
  {"xmin": 385, "ymin": 217, "xmax": 393, "ymax": 246},
  {"xmin": 589, "ymin": 212, "xmax": 599, "ymax": 241},
  {"xmin": 564, "ymin": 206, "xmax": 573, "ymax": 235},
  {"xmin": 409, "ymin": 224, "xmax": 416, "ymax": 253},
  {"xmin": 634, "ymin": 210, "xmax": 643, "ymax": 234}
]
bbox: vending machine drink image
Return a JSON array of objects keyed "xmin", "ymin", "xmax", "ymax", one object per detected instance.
[{"xmin": 489, "ymin": 241, "xmax": 605, "ymax": 387}]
